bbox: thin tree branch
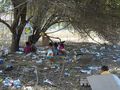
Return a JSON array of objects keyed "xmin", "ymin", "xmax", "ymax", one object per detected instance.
[
  {"xmin": 47, "ymin": 23, "xmax": 70, "ymax": 34},
  {"xmin": 0, "ymin": 18, "xmax": 12, "ymax": 31},
  {"xmin": 82, "ymin": 29, "xmax": 101, "ymax": 45}
]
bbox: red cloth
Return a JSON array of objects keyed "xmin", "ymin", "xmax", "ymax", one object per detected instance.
[{"xmin": 24, "ymin": 46, "xmax": 31, "ymax": 54}]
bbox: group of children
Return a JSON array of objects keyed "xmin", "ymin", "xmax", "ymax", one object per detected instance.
[{"xmin": 47, "ymin": 42, "xmax": 66, "ymax": 63}]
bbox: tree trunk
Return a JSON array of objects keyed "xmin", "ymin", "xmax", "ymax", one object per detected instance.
[
  {"xmin": 11, "ymin": 34, "xmax": 21, "ymax": 52},
  {"xmin": 28, "ymin": 34, "xmax": 41, "ymax": 44}
]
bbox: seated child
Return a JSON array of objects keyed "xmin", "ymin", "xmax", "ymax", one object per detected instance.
[
  {"xmin": 24, "ymin": 42, "xmax": 32, "ymax": 54},
  {"xmin": 58, "ymin": 43, "xmax": 66, "ymax": 56}
]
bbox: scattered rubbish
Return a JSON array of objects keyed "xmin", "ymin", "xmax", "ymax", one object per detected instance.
[
  {"xmin": 32, "ymin": 55, "xmax": 38, "ymax": 59},
  {"xmin": 117, "ymin": 58, "xmax": 120, "ymax": 62},
  {"xmin": 10, "ymin": 59, "xmax": 15, "ymax": 63},
  {"xmin": 65, "ymin": 81, "xmax": 73, "ymax": 85},
  {"xmin": 100, "ymin": 47, "xmax": 105, "ymax": 50},
  {"xmin": 23, "ymin": 86, "xmax": 34, "ymax": 90},
  {"xmin": 0, "ymin": 59, "xmax": 4, "ymax": 64},
  {"xmin": 39, "ymin": 51, "xmax": 46, "ymax": 54},
  {"xmin": 26, "ymin": 81, "xmax": 35, "ymax": 86},
  {"xmin": 74, "ymin": 67, "xmax": 81, "ymax": 69},
  {"xmin": 51, "ymin": 66, "xmax": 56, "ymax": 69},
  {"xmin": 44, "ymin": 67, "xmax": 49, "ymax": 70},
  {"xmin": 1, "ymin": 44, "xmax": 120, "ymax": 90},
  {"xmin": 23, "ymin": 60, "xmax": 26, "ymax": 62},
  {"xmin": 64, "ymin": 72, "xmax": 70, "ymax": 77},
  {"xmin": 16, "ymin": 51, "xmax": 23, "ymax": 54},
  {"xmin": 13, "ymin": 79, "xmax": 22, "ymax": 88},
  {"xmin": 113, "ymin": 45, "xmax": 117, "ymax": 49},
  {"xmin": 113, "ymin": 60, "xmax": 117, "ymax": 62},
  {"xmin": 0, "ymin": 70, "xmax": 3, "ymax": 73},
  {"xmin": 80, "ymin": 78, "xmax": 90, "ymax": 87},
  {"xmin": 19, "ymin": 48, "xmax": 24, "ymax": 52},
  {"xmin": 23, "ymin": 67, "xmax": 34, "ymax": 73},
  {"xmin": 88, "ymin": 66, "xmax": 100, "ymax": 71},
  {"xmin": 90, "ymin": 45, "xmax": 97, "ymax": 50},
  {"xmin": 1, "ymin": 47, "xmax": 9, "ymax": 56},
  {"xmin": 3, "ymin": 77, "xmax": 22, "ymax": 89},
  {"xmin": 43, "ymin": 79, "xmax": 54, "ymax": 86},
  {"xmin": 36, "ymin": 59, "xmax": 43, "ymax": 64},
  {"xmin": 3, "ymin": 77, "xmax": 13, "ymax": 87},
  {"xmin": 80, "ymin": 48, "xmax": 89, "ymax": 53},
  {"xmin": 5, "ymin": 64, "xmax": 13, "ymax": 71},
  {"xmin": 80, "ymin": 69, "xmax": 91, "ymax": 75}
]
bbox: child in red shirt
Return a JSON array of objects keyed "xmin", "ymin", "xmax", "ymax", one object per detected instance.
[{"xmin": 24, "ymin": 42, "xmax": 32, "ymax": 54}]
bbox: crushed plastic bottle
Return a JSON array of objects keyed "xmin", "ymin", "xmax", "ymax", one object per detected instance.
[
  {"xmin": 13, "ymin": 79, "xmax": 22, "ymax": 88},
  {"xmin": 3, "ymin": 77, "xmax": 13, "ymax": 87}
]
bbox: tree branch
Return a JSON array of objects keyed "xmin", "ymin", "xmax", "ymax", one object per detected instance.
[
  {"xmin": 0, "ymin": 18, "xmax": 12, "ymax": 31},
  {"xmin": 26, "ymin": 16, "xmax": 33, "ymax": 22},
  {"xmin": 47, "ymin": 23, "xmax": 70, "ymax": 34},
  {"xmin": 82, "ymin": 29, "xmax": 101, "ymax": 45}
]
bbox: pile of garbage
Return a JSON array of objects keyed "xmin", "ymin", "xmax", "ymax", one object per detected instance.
[
  {"xmin": 3, "ymin": 77, "xmax": 22, "ymax": 89},
  {"xmin": 0, "ymin": 43, "xmax": 120, "ymax": 90}
]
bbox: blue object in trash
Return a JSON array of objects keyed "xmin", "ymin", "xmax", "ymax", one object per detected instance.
[
  {"xmin": 0, "ymin": 59, "xmax": 4, "ymax": 64},
  {"xmin": 13, "ymin": 79, "xmax": 22, "ymax": 88}
]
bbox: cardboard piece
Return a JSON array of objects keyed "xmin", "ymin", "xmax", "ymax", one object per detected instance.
[{"xmin": 87, "ymin": 74, "xmax": 120, "ymax": 90}]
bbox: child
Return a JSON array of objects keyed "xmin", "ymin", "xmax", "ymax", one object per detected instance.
[
  {"xmin": 53, "ymin": 42, "xmax": 59, "ymax": 56},
  {"xmin": 47, "ymin": 43, "xmax": 54, "ymax": 63},
  {"xmin": 58, "ymin": 43, "xmax": 66, "ymax": 56},
  {"xmin": 24, "ymin": 42, "xmax": 32, "ymax": 54}
]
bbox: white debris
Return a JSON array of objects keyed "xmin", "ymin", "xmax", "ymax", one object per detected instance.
[
  {"xmin": 36, "ymin": 59, "xmax": 43, "ymax": 64},
  {"xmin": 43, "ymin": 79, "xmax": 54, "ymax": 86},
  {"xmin": 16, "ymin": 51, "xmax": 23, "ymax": 54},
  {"xmin": 22, "ymin": 86, "xmax": 34, "ymax": 90},
  {"xmin": 80, "ymin": 69, "xmax": 91, "ymax": 75},
  {"xmin": 88, "ymin": 66, "xmax": 100, "ymax": 71}
]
